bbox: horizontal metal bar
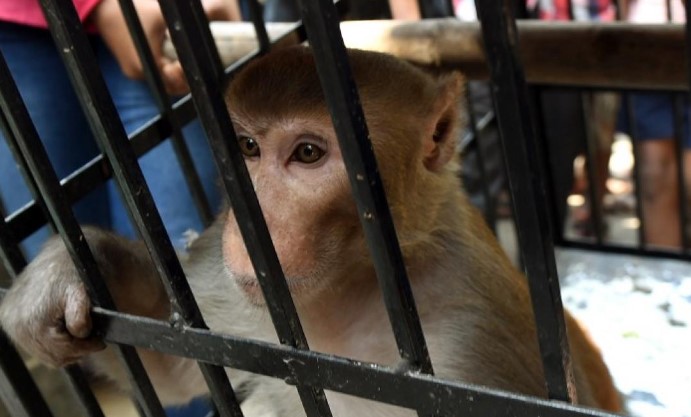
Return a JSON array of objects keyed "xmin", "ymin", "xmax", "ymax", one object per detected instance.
[
  {"xmin": 93, "ymin": 308, "xmax": 621, "ymax": 417},
  {"xmin": 557, "ymin": 239, "xmax": 691, "ymax": 261}
]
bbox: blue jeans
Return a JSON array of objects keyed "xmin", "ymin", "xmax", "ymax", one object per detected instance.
[
  {"xmin": 0, "ymin": 21, "xmax": 217, "ymax": 416},
  {"xmin": 0, "ymin": 21, "xmax": 221, "ymax": 255}
]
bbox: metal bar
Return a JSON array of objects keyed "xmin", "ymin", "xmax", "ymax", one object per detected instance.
[
  {"xmin": 417, "ymin": 0, "xmax": 453, "ymax": 18},
  {"xmin": 246, "ymin": 0, "xmax": 271, "ymax": 52},
  {"xmin": 63, "ymin": 365, "xmax": 108, "ymax": 417},
  {"xmin": 463, "ymin": 85, "xmax": 496, "ymax": 231},
  {"xmin": 0, "ymin": 111, "xmax": 56, "ymax": 235},
  {"xmin": 0, "ymin": 205, "xmax": 26, "ymax": 276},
  {"xmin": 624, "ymin": 94, "xmax": 647, "ymax": 248},
  {"xmin": 0, "ymin": 39, "xmax": 168, "ymax": 417},
  {"xmin": 157, "ymin": 2, "xmax": 332, "ymax": 416},
  {"xmin": 94, "ymin": 308, "xmax": 623, "ymax": 417},
  {"xmin": 117, "ymin": 0, "xmax": 214, "ymax": 227},
  {"xmin": 580, "ymin": 93, "xmax": 605, "ymax": 245},
  {"xmin": 0, "ymin": 212, "xmax": 107, "ymax": 417},
  {"xmin": 475, "ymin": 0, "xmax": 575, "ymax": 403},
  {"xmin": 37, "ymin": 1, "xmax": 245, "ymax": 415},
  {"xmin": 567, "ymin": 0, "xmax": 575, "ymax": 20},
  {"xmin": 0, "ymin": 331, "xmax": 55, "ymax": 417},
  {"xmin": 529, "ymin": 89, "xmax": 566, "ymax": 247},
  {"xmin": 672, "ymin": 93, "xmax": 688, "ymax": 251},
  {"xmin": 558, "ymin": 238, "xmax": 691, "ymax": 260},
  {"xmin": 297, "ymin": 0, "xmax": 433, "ymax": 375}
]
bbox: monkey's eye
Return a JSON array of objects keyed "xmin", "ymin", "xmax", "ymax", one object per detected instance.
[
  {"xmin": 292, "ymin": 143, "xmax": 325, "ymax": 164},
  {"xmin": 238, "ymin": 136, "xmax": 260, "ymax": 158}
]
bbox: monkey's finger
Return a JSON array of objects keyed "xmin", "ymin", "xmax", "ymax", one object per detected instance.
[{"xmin": 64, "ymin": 284, "xmax": 93, "ymax": 339}]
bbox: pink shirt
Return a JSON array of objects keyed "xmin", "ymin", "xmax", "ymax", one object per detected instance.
[{"xmin": 0, "ymin": 0, "xmax": 101, "ymax": 29}]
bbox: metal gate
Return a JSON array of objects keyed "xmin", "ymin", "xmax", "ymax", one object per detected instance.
[{"xmin": 0, "ymin": 0, "xmax": 681, "ymax": 416}]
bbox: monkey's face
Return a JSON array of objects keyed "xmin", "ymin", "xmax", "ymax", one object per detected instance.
[{"xmin": 221, "ymin": 115, "xmax": 365, "ymax": 304}]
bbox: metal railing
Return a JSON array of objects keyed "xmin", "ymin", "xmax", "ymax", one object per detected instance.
[{"xmin": 0, "ymin": 0, "xmax": 678, "ymax": 416}]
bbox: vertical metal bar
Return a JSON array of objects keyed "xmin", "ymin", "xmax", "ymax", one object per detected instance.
[
  {"xmin": 0, "ymin": 212, "xmax": 107, "ymax": 417},
  {"xmin": 666, "ymin": 0, "xmax": 673, "ymax": 21},
  {"xmin": 0, "ymin": 208, "xmax": 26, "ymax": 276},
  {"xmin": 63, "ymin": 365, "xmax": 109, "ymax": 417},
  {"xmin": 246, "ymin": 0, "xmax": 271, "ymax": 52},
  {"xmin": 296, "ymin": 0, "xmax": 434, "ymax": 375},
  {"xmin": 475, "ymin": 0, "xmax": 576, "ymax": 403},
  {"xmin": 2, "ymin": 84, "xmax": 108, "ymax": 417},
  {"xmin": 157, "ymin": 2, "xmax": 332, "ymax": 417},
  {"xmin": 464, "ymin": 84, "xmax": 496, "ymax": 231},
  {"xmin": 580, "ymin": 93, "xmax": 605, "ymax": 245},
  {"xmin": 117, "ymin": 0, "xmax": 214, "ymax": 227},
  {"xmin": 0, "ymin": 210, "xmax": 57, "ymax": 417},
  {"xmin": 0, "ymin": 331, "xmax": 55, "ymax": 417},
  {"xmin": 529, "ymin": 89, "xmax": 566, "ymax": 247},
  {"xmin": 417, "ymin": 0, "xmax": 454, "ymax": 18},
  {"xmin": 0, "ymin": 43, "xmax": 167, "ymax": 417},
  {"xmin": 36, "ymin": 1, "xmax": 245, "ymax": 415},
  {"xmin": 673, "ymin": 94, "xmax": 689, "ymax": 251},
  {"xmin": 0, "ymin": 112, "xmax": 56, "ymax": 235},
  {"xmin": 624, "ymin": 94, "xmax": 647, "ymax": 248}
]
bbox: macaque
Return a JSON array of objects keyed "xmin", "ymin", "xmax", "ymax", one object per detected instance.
[{"xmin": 0, "ymin": 46, "xmax": 622, "ymax": 416}]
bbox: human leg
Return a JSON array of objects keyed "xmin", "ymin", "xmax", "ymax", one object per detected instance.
[
  {"xmin": 622, "ymin": 92, "xmax": 684, "ymax": 247},
  {"xmin": 638, "ymin": 140, "xmax": 681, "ymax": 247}
]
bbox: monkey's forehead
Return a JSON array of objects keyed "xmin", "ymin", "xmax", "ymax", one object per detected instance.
[{"xmin": 226, "ymin": 46, "xmax": 438, "ymax": 117}]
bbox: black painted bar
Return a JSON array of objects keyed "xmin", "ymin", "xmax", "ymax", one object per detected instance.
[
  {"xmin": 246, "ymin": 0, "xmax": 270, "ymax": 52},
  {"xmin": 157, "ymin": 1, "xmax": 332, "ymax": 416},
  {"xmin": 35, "ymin": 0, "xmax": 244, "ymax": 415},
  {"xmin": 672, "ymin": 94, "xmax": 688, "ymax": 251},
  {"xmin": 624, "ymin": 94, "xmax": 647, "ymax": 248},
  {"xmin": 475, "ymin": 0, "xmax": 575, "ymax": 403},
  {"xmin": 463, "ymin": 85, "xmax": 497, "ymax": 231},
  {"xmin": 0, "ymin": 206, "xmax": 25, "ymax": 276},
  {"xmin": 94, "ymin": 308, "xmax": 622, "ymax": 417},
  {"xmin": 296, "ymin": 0, "xmax": 433, "ymax": 376},
  {"xmin": 4, "ymin": 96, "xmax": 197, "ymax": 243},
  {"xmin": 0, "ymin": 332, "xmax": 54, "ymax": 417},
  {"xmin": 580, "ymin": 94, "xmax": 605, "ymax": 245}
]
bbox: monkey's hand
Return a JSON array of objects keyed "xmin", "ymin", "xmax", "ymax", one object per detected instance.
[
  {"xmin": 0, "ymin": 228, "xmax": 167, "ymax": 368},
  {"xmin": 0, "ymin": 235, "xmax": 105, "ymax": 367}
]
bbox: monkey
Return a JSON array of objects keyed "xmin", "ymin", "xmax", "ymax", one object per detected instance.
[{"xmin": 0, "ymin": 46, "xmax": 622, "ymax": 416}]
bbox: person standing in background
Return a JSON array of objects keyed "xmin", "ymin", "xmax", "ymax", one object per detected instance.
[
  {"xmin": 0, "ymin": 0, "xmax": 239, "ymax": 258},
  {"xmin": 617, "ymin": 0, "xmax": 690, "ymax": 248}
]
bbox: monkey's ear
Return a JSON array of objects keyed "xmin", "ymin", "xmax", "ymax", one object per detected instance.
[{"xmin": 423, "ymin": 72, "xmax": 464, "ymax": 172}]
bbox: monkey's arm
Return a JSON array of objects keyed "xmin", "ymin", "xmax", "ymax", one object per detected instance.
[
  {"xmin": 0, "ymin": 227, "xmax": 216, "ymax": 404},
  {"xmin": 0, "ymin": 227, "xmax": 171, "ymax": 365}
]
